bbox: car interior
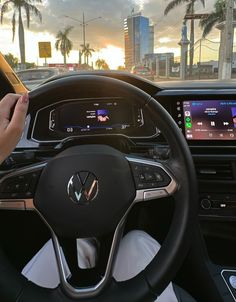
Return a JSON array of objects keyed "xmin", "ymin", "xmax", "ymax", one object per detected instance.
[{"xmin": 1, "ymin": 60, "xmax": 236, "ymax": 302}]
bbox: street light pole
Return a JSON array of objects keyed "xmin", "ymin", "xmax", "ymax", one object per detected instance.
[
  {"xmin": 64, "ymin": 12, "xmax": 101, "ymax": 50},
  {"xmin": 82, "ymin": 13, "xmax": 85, "ymax": 49}
]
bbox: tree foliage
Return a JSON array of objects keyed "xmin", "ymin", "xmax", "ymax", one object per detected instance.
[
  {"xmin": 55, "ymin": 26, "xmax": 73, "ymax": 67},
  {"xmin": 200, "ymin": 0, "xmax": 236, "ymax": 37},
  {"xmin": 164, "ymin": 0, "xmax": 205, "ymax": 16},
  {"xmin": 81, "ymin": 43, "xmax": 94, "ymax": 65},
  {"xmin": 117, "ymin": 65, "xmax": 126, "ymax": 71},
  {"xmin": 164, "ymin": 0, "xmax": 205, "ymax": 76},
  {"xmin": 0, "ymin": 0, "xmax": 42, "ymax": 64},
  {"xmin": 95, "ymin": 58, "xmax": 109, "ymax": 70},
  {"xmin": 4, "ymin": 52, "xmax": 18, "ymax": 68}
]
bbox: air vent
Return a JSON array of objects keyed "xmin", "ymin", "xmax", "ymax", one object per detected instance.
[{"xmin": 195, "ymin": 162, "xmax": 233, "ymax": 180}]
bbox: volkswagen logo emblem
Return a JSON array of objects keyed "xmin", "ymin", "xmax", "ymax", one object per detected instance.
[{"xmin": 67, "ymin": 171, "xmax": 98, "ymax": 205}]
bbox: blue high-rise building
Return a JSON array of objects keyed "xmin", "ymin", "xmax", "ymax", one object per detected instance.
[{"xmin": 124, "ymin": 13, "xmax": 154, "ymax": 70}]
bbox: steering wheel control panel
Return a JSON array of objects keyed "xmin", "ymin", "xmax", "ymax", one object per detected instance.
[
  {"xmin": 0, "ymin": 169, "xmax": 41, "ymax": 199},
  {"xmin": 130, "ymin": 162, "xmax": 171, "ymax": 190},
  {"xmin": 31, "ymin": 98, "xmax": 158, "ymax": 142}
]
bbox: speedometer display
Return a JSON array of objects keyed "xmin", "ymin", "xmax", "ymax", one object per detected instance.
[{"xmin": 49, "ymin": 99, "xmax": 144, "ymax": 134}]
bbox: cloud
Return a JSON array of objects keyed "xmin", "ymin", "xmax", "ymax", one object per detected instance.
[
  {"xmin": 0, "ymin": 0, "xmax": 219, "ymax": 58},
  {"xmin": 30, "ymin": 0, "xmax": 136, "ymax": 49}
]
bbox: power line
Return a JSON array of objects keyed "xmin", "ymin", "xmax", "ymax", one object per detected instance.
[{"xmin": 201, "ymin": 45, "xmax": 219, "ymax": 52}]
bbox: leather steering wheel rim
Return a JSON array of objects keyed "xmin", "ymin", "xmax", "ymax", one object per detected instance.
[{"xmin": 0, "ymin": 75, "xmax": 198, "ymax": 302}]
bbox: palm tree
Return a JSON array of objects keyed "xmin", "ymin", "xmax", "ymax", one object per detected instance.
[
  {"xmin": 55, "ymin": 26, "xmax": 73, "ymax": 68},
  {"xmin": 199, "ymin": 0, "xmax": 236, "ymax": 77},
  {"xmin": 164, "ymin": 0, "xmax": 205, "ymax": 77},
  {"xmin": 199, "ymin": 0, "xmax": 236, "ymax": 37},
  {"xmin": 0, "ymin": 0, "xmax": 42, "ymax": 66},
  {"xmin": 81, "ymin": 43, "xmax": 94, "ymax": 65},
  {"xmin": 95, "ymin": 58, "xmax": 109, "ymax": 70}
]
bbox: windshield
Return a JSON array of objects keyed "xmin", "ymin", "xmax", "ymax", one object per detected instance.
[{"xmin": 0, "ymin": 0, "xmax": 235, "ymax": 89}]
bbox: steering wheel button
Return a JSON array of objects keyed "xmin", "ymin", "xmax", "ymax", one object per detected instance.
[
  {"xmin": 137, "ymin": 183, "xmax": 146, "ymax": 189},
  {"xmin": 10, "ymin": 192, "xmax": 19, "ymax": 198},
  {"xmin": 144, "ymin": 182, "xmax": 158, "ymax": 189},
  {"xmin": 131, "ymin": 167, "xmax": 143, "ymax": 177},
  {"xmin": 144, "ymin": 172, "xmax": 155, "ymax": 181},
  {"xmin": 144, "ymin": 190, "xmax": 167, "ymax": 200},
  {"xmin": 25, "ymin": 191, "xmax": 33, "ymax": 197},
  {"xmin": 131, "ymin": 163, "xmax": 143, "ymax": 171},
  {"xmin": 13, "ymin": 183, "xmax": 21, "ymax": 192},
  {"xmin": 139, "ymin": 173, "xmax": 145, "ymax": 181},
  {"xmin": 143, "ymin": 165, "xmax": 153, "ymax": 172},
  {"xmin": 24, "ymin": 182, "xmax": 30, "ymax": 191},
  {"xmin": 16, "ymin": 175, "xmax": 25, "ymax": 181},
  {"xmin": 154, "ymin": 172, "xmax": 164, "ymax": 182}
]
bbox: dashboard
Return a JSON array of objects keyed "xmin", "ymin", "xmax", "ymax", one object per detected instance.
[
  {"xmin": 25, "ymin": 84, "xmax": 236, "ymax": 147},
  {"xmin": 16, "ymin": 78, "xmax": 236, "ymax": 227},
  {"xmin": 18, "ymin": 76, "xmax": 236, "ymax": 221}
]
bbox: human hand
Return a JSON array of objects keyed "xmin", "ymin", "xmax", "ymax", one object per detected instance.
[{"xmin": 0, "ymin": 93, "xmax": 29, "ymax": 164}]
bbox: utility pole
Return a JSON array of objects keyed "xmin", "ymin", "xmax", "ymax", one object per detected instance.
[
  {"xmin": 198, "ymin": 38, "xmax": 202, "ymax": 80},
  {"xmin": 82, "ymin": 13, "xmax": 86, "ymax": 49},
  {"xmin": 184, "ymin": 13, "xmax": 209, "ymax": 79},
  {"xmin": 221, "ymin": 0, "xmax": 234, "ymax": 80}
]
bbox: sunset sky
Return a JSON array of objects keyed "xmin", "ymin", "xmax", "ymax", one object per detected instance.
[{"xmin": 0, "ymin": 0, "xmax": 229, "ymax": 68}]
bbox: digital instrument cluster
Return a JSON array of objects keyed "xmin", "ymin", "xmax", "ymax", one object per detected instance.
[
  {"xmin": 49, "ymin": 99, "xmax": 143, "ymax": 134},
  {"xmin": 31, "ymin": 98, "xmax": 158, "ymax": 142}
]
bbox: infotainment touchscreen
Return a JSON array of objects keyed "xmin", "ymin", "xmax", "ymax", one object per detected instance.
[{"xmin": 183, "ymin": 100, "xmax": 236, "ymax": 140}]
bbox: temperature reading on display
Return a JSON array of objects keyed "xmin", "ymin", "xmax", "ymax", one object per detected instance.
[{"xmin": 183, "ymin": 100, "xmax": 236, "ymax": 140}]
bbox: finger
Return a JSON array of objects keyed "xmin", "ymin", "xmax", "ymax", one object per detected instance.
[
  {"xmin": 0, "ymin": 93, "xmax": 22, "ymax": 119},
  {"xmin": 6, "ymin": 93, "xmax": 29, "ymax": 138}
]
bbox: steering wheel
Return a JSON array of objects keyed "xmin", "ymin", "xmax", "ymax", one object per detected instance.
[{"xmin": 0, "ymin": 75, "xmax": 197, "ymax": 302}]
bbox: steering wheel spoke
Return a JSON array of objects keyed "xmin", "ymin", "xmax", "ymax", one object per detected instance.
[
  {"xmin": 0, "ymin": 162, "xmax": 47, "ymax": 211},
  {"xmin": 48, "ymin": 211, "xmax": 128, "ymax": 299},
  {"xmin": 127, "ymin": 156, "xmax": 178, "ymax": 203}
]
